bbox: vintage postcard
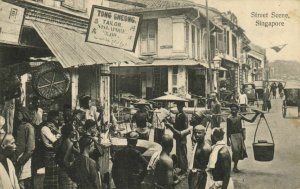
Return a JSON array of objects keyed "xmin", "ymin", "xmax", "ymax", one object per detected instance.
[{"xmin": 0, "ymin": 0, "xmax": 299, "ymax": 188}]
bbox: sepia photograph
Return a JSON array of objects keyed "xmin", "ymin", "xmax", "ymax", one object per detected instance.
[{"xmin": 0, "ymin": 0, "xmax": 299, "ymax": 188}]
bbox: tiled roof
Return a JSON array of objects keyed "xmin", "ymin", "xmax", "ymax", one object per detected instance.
[
  {"xmin": 134, "ymin": 0, "xmax": 196, "ymax": 9},
  {"xmin": 108, "ymin": 0, "xmax": 196, "ymax": 11}
]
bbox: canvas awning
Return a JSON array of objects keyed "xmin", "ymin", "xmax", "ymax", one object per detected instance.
[
  {"xmin": 110, "ymin": 59, "xmax": 227, "ymax": 71},
  {"xmin": 30, "ymin": 21, "xmax": 142, "ymax": 68},
  {"xmin": 110, "ymin": 59, "xmax": 201, "ymax": 67},
  {"xmin": 199, "ymin": 62, "xmax": 227, "ymax": 71}
]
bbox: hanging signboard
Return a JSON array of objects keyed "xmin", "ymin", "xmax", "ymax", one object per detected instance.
[
  {"xmin": 86, "ymin": 6, "xmax": 142, "ymax": 52},
  {"xmin": 0, "ymin": 1, "xmax": 25, "ymax": 45}
]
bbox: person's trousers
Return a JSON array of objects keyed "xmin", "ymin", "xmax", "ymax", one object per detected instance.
[
  {"xmin": 5, "ymin": 107, "xmax": 14, "ymax": 134},
  {"xmin": 19, "ymin": 177, "xmax": 32, "ymax": 189},
  {"xmin": 188, "ymin": 170, "xmax": 207, "ymax": 189},
  {"xmin": 154, "ymin": 128, "xmax": 165, "ymax": 144},
  {"xmin": 32, "ymin": 173, "xmax": 45, "ymax": 189},
  {"xmin": 176, "ymin": 142, "xmax": 188, "ymax": 173}
]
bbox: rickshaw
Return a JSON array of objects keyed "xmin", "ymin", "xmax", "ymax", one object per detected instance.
[{"xmin": 282, "ymin": 84, "xmax": 300, "ymax": 118}]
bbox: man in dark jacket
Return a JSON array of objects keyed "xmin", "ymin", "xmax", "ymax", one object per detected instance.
[
  {"xmin": 166, "ymin": 101, "xmax": 189, "ymax": 175},
  {"xmin": 112, "ymin": 131, "xmax": 148, "ymax": 189}
]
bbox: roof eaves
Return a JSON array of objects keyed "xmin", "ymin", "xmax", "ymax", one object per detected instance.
[{"xmin": 126, "ymin": 6, "xmax": 195, "ymax": 13}]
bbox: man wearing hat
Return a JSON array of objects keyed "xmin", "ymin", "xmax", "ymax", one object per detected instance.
[
  {"xmin": 112, "ymin": 131, "xmax": 148, "ymax": 189},
  {"xmin": 188, "ymin": 125, "xmax": 212, "ymax": 189},
  {"xmin": 227, "ymin": 103, "xmax": 260, "ymax": 172}
]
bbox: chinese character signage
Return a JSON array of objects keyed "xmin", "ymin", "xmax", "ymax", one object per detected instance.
[
  {"xmin": 86, "ymin": 6, "xmax": 142, "ymax": 52},
  {"xmin": 0, "ymin": 1, "xmax": 25, "ymax": 45}
]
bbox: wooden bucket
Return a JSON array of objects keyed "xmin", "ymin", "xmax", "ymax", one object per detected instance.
[{"xmin": 252, "ymin": 114, "xmax": 275, "ymax": 161}]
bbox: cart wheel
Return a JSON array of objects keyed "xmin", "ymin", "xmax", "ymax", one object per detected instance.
[
  {"xmin": 282, "ymin": 106, "xmax": 286, "ymax": 118},
  {"xmin": 32, "ymin": 62, "xmax": 70, "ymax": 99}
]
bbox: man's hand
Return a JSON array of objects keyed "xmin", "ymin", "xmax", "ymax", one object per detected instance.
[{"xmin": 165, "ymin": 122, "xmax": 173, "ymax": 129}]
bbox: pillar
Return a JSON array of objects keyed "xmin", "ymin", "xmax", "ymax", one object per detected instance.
[
  {"xmin": 70, "ymin": 67, "xmax": 79, "ymax": 109},
  {"xmin": 98, "ymin": 64, "xmax": 110, "ymax": 123}
]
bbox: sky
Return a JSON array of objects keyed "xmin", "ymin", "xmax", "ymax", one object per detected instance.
[{"xmin": 193, "ymin": 0, "xmax": 300, "ymax": 62}]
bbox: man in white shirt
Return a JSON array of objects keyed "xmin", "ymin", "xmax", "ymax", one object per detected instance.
[
  {"xmin": 152, "ymin": 103, "xmax": 170, "ymax": 144},
  {"xmin": 238, "ymin": 90, "xmax": 248, "ymax": 112},
  {"xmin": 31, "ymin": 97, "xmax": 43, "ymax": 126},
  {"xmin": 41, "ymin": 111, "xmax": 61, "ymax": 189}
]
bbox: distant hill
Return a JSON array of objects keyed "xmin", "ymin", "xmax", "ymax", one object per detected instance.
[{"xmin": 269, "ymin": 60, "xmax": 300, "ymax": 81}]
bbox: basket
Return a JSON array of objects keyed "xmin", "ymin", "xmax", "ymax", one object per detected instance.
[{"xmin": 252, "ymin": 114, "xmax": 275, "ymax": 161}]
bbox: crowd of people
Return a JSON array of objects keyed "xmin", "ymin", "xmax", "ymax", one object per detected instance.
[
  {"xmin": 0, "ymin": 94, "xmax": 113, "ymax": 189},
  {"xmin": 0, "ymin": 84, "xmax": 267, "ymax": 189}
]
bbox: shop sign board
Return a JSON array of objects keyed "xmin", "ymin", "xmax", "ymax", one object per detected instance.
[
  {"xmin": 86, "ymin": 6, "xmax": 142, "ymax": 52},
  {"xmin": 0, "ymin": 1, "xmax": 25, "ymax": 45}
]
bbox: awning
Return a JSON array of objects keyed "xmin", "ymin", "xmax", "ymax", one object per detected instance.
[
  {"xmin": 110, "ymin": 59, "xmax": 227, "ymax": 71},
  {"xmin": 199, "ymin": 62, "xmax": 227, "ymax": 71},
  {"xmin": 221, "ymin": 54, "xmax": 239, "ymax": 64},
  {"xmin": 30, "ymin": 21, "xmax": 142, "ymax": 68},
  {"xmin": 110, "ymin": 59, "xmax": 201, "ymax": 67}
]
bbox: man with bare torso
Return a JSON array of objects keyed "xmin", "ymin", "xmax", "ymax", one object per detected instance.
[
  {"xmin": 154, "ymin": 134, "xmax": 178, "ymax": 189},
  {"xmin": 188, "ymin": 125, "xmax": 212, "ymax": 189},
  {"xmin": 207, "ymin": 128, "xmax": 233, "ymax": 189}
]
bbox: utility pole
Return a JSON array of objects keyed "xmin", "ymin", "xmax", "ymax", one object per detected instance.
[{"xmin": 206, "ymin": 0, "xmax": 213, "ymax": 93}]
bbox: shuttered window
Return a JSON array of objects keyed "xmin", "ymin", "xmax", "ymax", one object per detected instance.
[
  {"xmin": 232, "ymin": 35, "xmax": 237, "ymax": 58},
  {"xmin": 192, "ymin": 25, "xmax": 196, "ymax": 59},
  {"xmin": 217, "ymin": 32, "xmax": 224, "ymax": 54},
  {"xmin": 185, "ymin": 22, "xmax": 189, "ymax": 54},
  {"xmin": 197, "ymin": 29, "xmax": 201, "ymax": 59},
  {"xmin": 226, "ymin": 30, "xmax": 230, "ymax": 55},
  {"xmin": 140, "ymin": 20, "xmax": 157, "ymax": 55}
]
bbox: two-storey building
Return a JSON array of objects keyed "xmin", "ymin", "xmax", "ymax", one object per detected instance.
[
  {"xmin": 109, "ymin": 1, "xmax": 249, "ymax": 105},
  {"xmin": 247, "ymin": 43, "xmax": 266, "ymax": 82}
]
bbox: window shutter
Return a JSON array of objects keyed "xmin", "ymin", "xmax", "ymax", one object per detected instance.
[
  {"xmin": 197, "ymin": 29, "xmax": 201, "ymax": 59},
  {"xmin": 140, "ymin": 23, "xmax": 148, "ymax": 54},
  {"xmin": 226, "ymin": 31, "xmax": 230, "ymax": 55},
  {"xmin": 217, "ymin": 33, "xmax": 224, "ymax": 54},
  {"xmin": 148, "ymin": 21, "xmax": 156, "ymax": 53},
  {"xmin": 185, "ymin": 22, "xmax": 189, "ymax": 53}
]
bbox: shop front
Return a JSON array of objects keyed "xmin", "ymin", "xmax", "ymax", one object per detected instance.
[
  {"xmin": 221, "ymin": 59, "xmax": 239, "ymax": 94},
  {"xmin": 1, "ymin": 13, "xmax": 141, "ymax": 122}
]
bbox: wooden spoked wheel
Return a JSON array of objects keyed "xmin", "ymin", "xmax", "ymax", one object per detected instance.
[
  {"xmin": 32, "ymin": 62, "xmax": 70, "ymax": 99},
  {"xmin": 282, "ymin": 105, "xmax": 286, "ymax": 118}
]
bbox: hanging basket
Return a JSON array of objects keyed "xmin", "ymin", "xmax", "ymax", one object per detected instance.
[
  {"xmin": 32, "ymin": 62, "xmax": 70, "ymax": 100},
  {"xmin": 252, "ymin": 114, "xmax": 275, "ymax": 161}
]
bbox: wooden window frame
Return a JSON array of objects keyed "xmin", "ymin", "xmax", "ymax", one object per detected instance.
[{"xmin": 140, "ymin": 20, "xmax": 157, "ymax": 56}]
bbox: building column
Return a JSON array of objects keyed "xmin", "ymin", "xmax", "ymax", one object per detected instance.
[
  {"xmin": 168, "ymin": 67, "xmax": 173, "ymax": 93},
  {"xmin": 98, "ymin": 64, "xmax": 110, "ymax": 123},
  {"xmin": 70, "ymin": 67, "xmax": 79, "ymax": 109}
]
